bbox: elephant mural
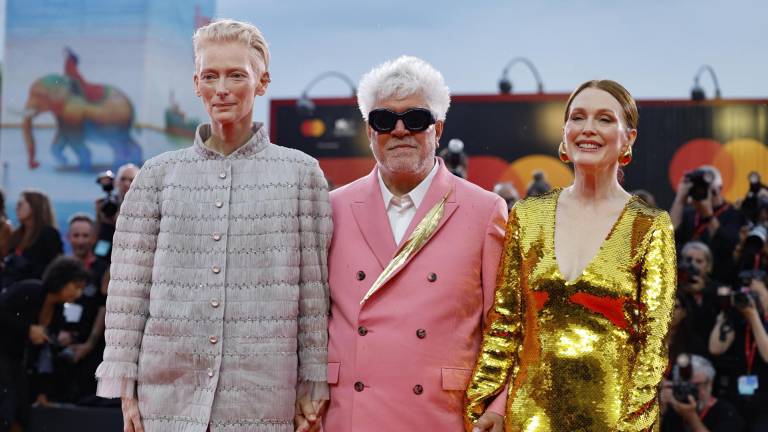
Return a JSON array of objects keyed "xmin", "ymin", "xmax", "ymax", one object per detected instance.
[{"xmin": 22, "ymin": 74, "xmax": 142, "ymax": 171}]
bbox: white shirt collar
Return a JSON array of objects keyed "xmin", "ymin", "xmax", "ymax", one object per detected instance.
[{"xmin": 378, "ymin": 158, "xmax": 439, "ymax": 210}]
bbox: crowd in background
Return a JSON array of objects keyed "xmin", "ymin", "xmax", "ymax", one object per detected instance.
[
  {"xmin": 1, "ymin": 160, "xmax": 767, "ymax": 431},
  {"xmin": 0, "ymin": 164, "xmax": 137, "ymax": 431}
]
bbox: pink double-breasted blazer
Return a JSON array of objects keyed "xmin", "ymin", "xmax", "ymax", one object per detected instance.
[{"xmin": 324, "ymin": 159, "xmax": 508, "ymax": 431}]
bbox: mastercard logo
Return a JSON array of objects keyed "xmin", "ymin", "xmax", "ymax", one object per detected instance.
[
  {"xmin": 301, "ymin": 119, "xmax": 326, "ymax": 138},
  {"xmin": 669, "ymin": 138, "xmax": 768, "ymax": 202},
  {"xmin": 495, "ymin": 155, "xmax": 574, "ymax": 196}
]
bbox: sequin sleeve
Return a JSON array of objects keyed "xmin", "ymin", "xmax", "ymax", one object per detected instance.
[
  {"xmin": 464, "ymin": 206, "xmax": 523, "ymax": 429},
  {"xmin": 619, "ymin": 212, "xmax": 676, "ymax": 431}
]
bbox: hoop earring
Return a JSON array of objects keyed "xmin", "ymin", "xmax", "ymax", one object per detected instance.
[
  {"xmin": 619, "ymin": 147, "xmax": 633, "ymax": 166},
  {"xmin": 558, "ymin": 142, "xmax": 570, "ymax": 163}
]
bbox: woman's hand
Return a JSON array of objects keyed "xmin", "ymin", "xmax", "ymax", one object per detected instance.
[
  {"xmin": 472, "ymin": 411, "xmax": 504, "ymax": 432},
  {"xmin": 121, "ymin": 397, "xmax": 144, "ymax": 432}
]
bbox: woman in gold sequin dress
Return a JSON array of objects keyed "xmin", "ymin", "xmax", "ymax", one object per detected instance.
[{"xmin": 466, "ymin": 80, "xmax": 676, "ymax": 432}]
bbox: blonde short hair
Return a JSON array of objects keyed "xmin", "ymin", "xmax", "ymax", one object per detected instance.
[{"xmin": 193, "ymin": 19, "xmax": 270, "ymax": 73}]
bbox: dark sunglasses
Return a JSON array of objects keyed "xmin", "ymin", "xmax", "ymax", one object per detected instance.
[{"xmin": 368, "ymin": 108, "xmax": 436, "ymax": 133}]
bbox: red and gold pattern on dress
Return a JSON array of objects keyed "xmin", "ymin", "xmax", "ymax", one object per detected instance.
[{"xmin": 465, "ymin": 189, "xmax": 676, "ymax": 431}]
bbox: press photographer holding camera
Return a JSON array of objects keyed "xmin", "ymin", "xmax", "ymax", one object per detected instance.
[
  {"xmin": 661, "ymin": 354, "xmax": 744, "ymax": 432},
  {"xmin": 671, "ymin": 166, "xmax": 746, "ymax": 284},
  {"xmin": 93, "ymin": 163, "xmax": 137, "ymax": 260},
  {"xmin": 675, "ymin": 241, "xmax": 721, "ymax": 356},
  {"xmin": 708, "ymin": 272, "xmax": 768, "ymax": 430}
]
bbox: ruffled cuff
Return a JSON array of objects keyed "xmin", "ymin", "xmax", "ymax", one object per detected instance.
[
  {"xmin": 296, "ymin": 380, "xmax": 329, "ymax": 401},
  {"xmin": 96, "ymin": 378, "xmax": 136, "ymax": 399}
]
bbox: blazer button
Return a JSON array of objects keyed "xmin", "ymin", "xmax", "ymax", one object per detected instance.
[
  {"xmin": 210, "ymin": 299, "xmax": 220, "ymax": 308},
  {"xmin": 413, "ymin": 384, "xmax": 423, "ymax": 395},
  {"xmin": 416, "ymin": 329, "xmax": 426, "ymax": 339},
  {"xmin": 427, "ymin": 272, "xmax": 437, "ymax": 282},
  {"xmin": 212, "ymin": 265, "xmax": 221, "ymax": 274},
  {"xmin": 354, "ymin": 381, "xmax": 365, "ymax": 392},
  {"xmin": 219, "ymin": 172, "xmax": 227, "ymax": 179},
  {"xmin": 215, "ymin": 200, "xmax": 224, "ymax": 208},
  {"xmin": 207, "ymin": 368, "xmax": 214, "ymax": 377},
  {"xmin": 212, "ymin": 232, "xmax": 221, "ymax": 241},
  {"xmin": 356, "ymin": 271, "xmax": 366, "ymax": 281},
  {"xmin": 358, "ymin": 326, "xmax": 368, "ymax": 336},
  {"xmin": 209, "ymin": 335, "xmax": 218, "ymax": 344}
]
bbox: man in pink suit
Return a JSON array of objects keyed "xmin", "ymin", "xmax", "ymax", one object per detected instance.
[{"xmin": 318, "ymin": 56, "xmax": 508, "ymax": 432}]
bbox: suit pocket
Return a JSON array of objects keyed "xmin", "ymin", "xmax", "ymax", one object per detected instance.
[
  {"xmin": 328, "ymin": 362, "xmax": 340, "ymax": 385},
  {"xmin": 441, "ymin": 367, "xmax": 472, "ymax": 391}
]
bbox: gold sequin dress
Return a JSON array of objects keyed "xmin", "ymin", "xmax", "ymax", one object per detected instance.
[{"xmin": 465, "ymin": 189, "xmax": 676, "ymax": 431}]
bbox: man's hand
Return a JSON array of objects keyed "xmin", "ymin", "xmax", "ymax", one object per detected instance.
[
  {"xmin": 71, "ymin": 341, "xmax": 94, "ymax": 363},
  {"xmin": 472, "ymin": 411, "xmax": 504, "ymax": 432},
  {"xmin": 28, "ymin": 325, "xmax": 49, "ymax": 345},
  {"xmin": 676, "ymin": 177, "xmax": 693, "ymax": 203},
  {"xmin": 669, "ymin": 395, "xmax": 698, "ymax": 422},
  {"xmin": 121, "ymin": 397, "xmax": 144, "ymax": 432}
]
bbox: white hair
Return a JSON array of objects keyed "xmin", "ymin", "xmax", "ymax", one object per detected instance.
[
  {"xmin": 699, "ymin": 165, "xmax": 723, "ymax": 189},
  {"xmin": 193, "ymin": 19, "xmax": 270, "ymax": 73},
  {"xmin": 357, "ymin": 56, "xmax": 450, "ymax": 121},
  {"xmin": 116, "ymin": 163, "xmax": 139, "ymax": 180},
  {"xmin": 681, "ymin": 240, "xmax": 713, "ymax": 267},
  {"xmin": 691, "ymin": 354, "xmax": 716, "ymax": 382}
]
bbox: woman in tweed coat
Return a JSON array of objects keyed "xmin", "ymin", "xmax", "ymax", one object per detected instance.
[{"xmin": 95, "ymin": 20, "xmax": 332, "ymax": 432}]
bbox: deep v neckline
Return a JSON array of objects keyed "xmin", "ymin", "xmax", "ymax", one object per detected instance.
[{"xmin": 552, "ymin": 189, "xmax": 637, "ymax": 285}]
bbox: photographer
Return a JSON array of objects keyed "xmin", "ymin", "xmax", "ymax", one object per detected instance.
[
  {"xmin": 661, "ymin": 354, "xmax": 744, "ymax": 432},
  {"xmin": 93, "ymin": 163, "xmax": 137, "ymax": 259},
  {"xmin": 676, "ymin": 241, "xmax": 721, "ymax": 356},
  {"xmin": 671, "ymin": 166, "xmax": 746, "ymax": 284},
  {"xmin": 0, "ymin": 256, "xmax": 89, "ymax": 431},
  {"xmin": 708, "ymin": 276, "xmax": 768, "ymax": 430},
  {"xmin": 740, "ymin": 172, "xmax": 768, "ymax": 225},
  {"xmin": 438, "ymin": 138, "xmax": 468, "ymax": 178},
  {"xmin": 48, "ymin": 214, "xmax": 109, "ymax": 403}
]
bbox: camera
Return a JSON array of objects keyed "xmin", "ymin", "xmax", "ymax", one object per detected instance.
[
  {"xmin": 716, "ymin": 271, "xmax": 765, "ymax": 315},
  {"xmin": 677, "ymin": 256, "xmax": 701, "ymax": 287},
  {"xmin": 685, "ymin": 168, "xmax": 715, "ymax": 201},
  {"xmin": 742, "ymin": 172, "xmax": 768, "ymax": 223},
  {"xmin": 97, "ymin": 170, "xmax": 120, "ymax": 218},
  {"xmin": 672, "ymin": 353, "xmax": 698, "ymax": 403}
]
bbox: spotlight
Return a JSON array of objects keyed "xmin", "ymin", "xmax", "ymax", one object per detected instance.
[
  {"xmin": 296, "ymin": 71, "xmax": 356, "ymax": 116},
  {"xmin": 498, "ymin": 57, "xmax": 544, "ymax": 95},
  {"xmin": 691, "ymin": 65, "xmax": 722, "ymax": 101}
]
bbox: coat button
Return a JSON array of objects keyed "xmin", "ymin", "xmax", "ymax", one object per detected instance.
[
  {"xmin": 416, "ymin": 329, "xmax": 426, "ymax": 339},
  {"xmin": 211, "ymin": 299, "xmax": 220, "ymax": 308},
  {"xmin": 354, "ymin": 381, "xmax": 365, "ymax": 392},
  {"xmin": 358, "ymin": 326, "xmax": 368, "ymax": 336},
  {"xmin": 427, "ymin": 272, "xmax": 437, "ymax": 282},
  {"xmin": 413, "ymin": 384, "xmax": 423, "ymax": 395},
  {"xmin": 212, "ymin": 233, "xmax": 221, "ymax": 241},
  {"xmin": 212, "ymin": 265, "xmax": 221, "ymax": 274},
  {"xmin": 215, "ymin": 200, "xmax": 224, "ymax": 208},
  {"xmin": 209, "ymin": 335, "xmax": 218, "ymax": 344},
  {"xmin": 356, "ymin": 271, "xmax": 366, "ymax": 281},
  {"xmin": 207, "ymin": 368, "xmax": 214, "ymax": 377},
  {"xmin": 219, "ymin": 172, "xmax": 227, "ymax": 179}
]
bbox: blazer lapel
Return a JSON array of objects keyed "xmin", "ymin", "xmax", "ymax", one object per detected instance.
[
  {"xmin": 369, "ymin": 158, "xmax": 460, "ymax": 293},
  {"xmin": 350, "ymin": 168, "xmax": 397, "ymax": 269}
]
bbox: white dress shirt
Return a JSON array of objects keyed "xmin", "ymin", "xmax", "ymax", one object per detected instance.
[{"xmin": 377, "ymin": 160, "xmax": 439, "ymax": 245}]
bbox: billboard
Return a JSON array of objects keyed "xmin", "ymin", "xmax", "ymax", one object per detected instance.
[
  {"xmin": 1, "ymin": 0, "xmax": 214, "ymax": 225},
  {"xmin": 270, "ymin": 95, "xmax": 768, "ymax": 208}
]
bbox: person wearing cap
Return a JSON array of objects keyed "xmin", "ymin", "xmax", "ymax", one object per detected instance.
[
  {"xmin": 95, "ymin": 19, "xmax": 331, "ymax": 432},
  {"xmin": 318, "ymin": 56, "xmax": 508, "ymax": 432}
]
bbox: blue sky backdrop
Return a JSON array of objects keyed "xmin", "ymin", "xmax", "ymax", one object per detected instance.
[{"xmin": 3, "ymin": 0, "xmax": 767, "ymax": 123}]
